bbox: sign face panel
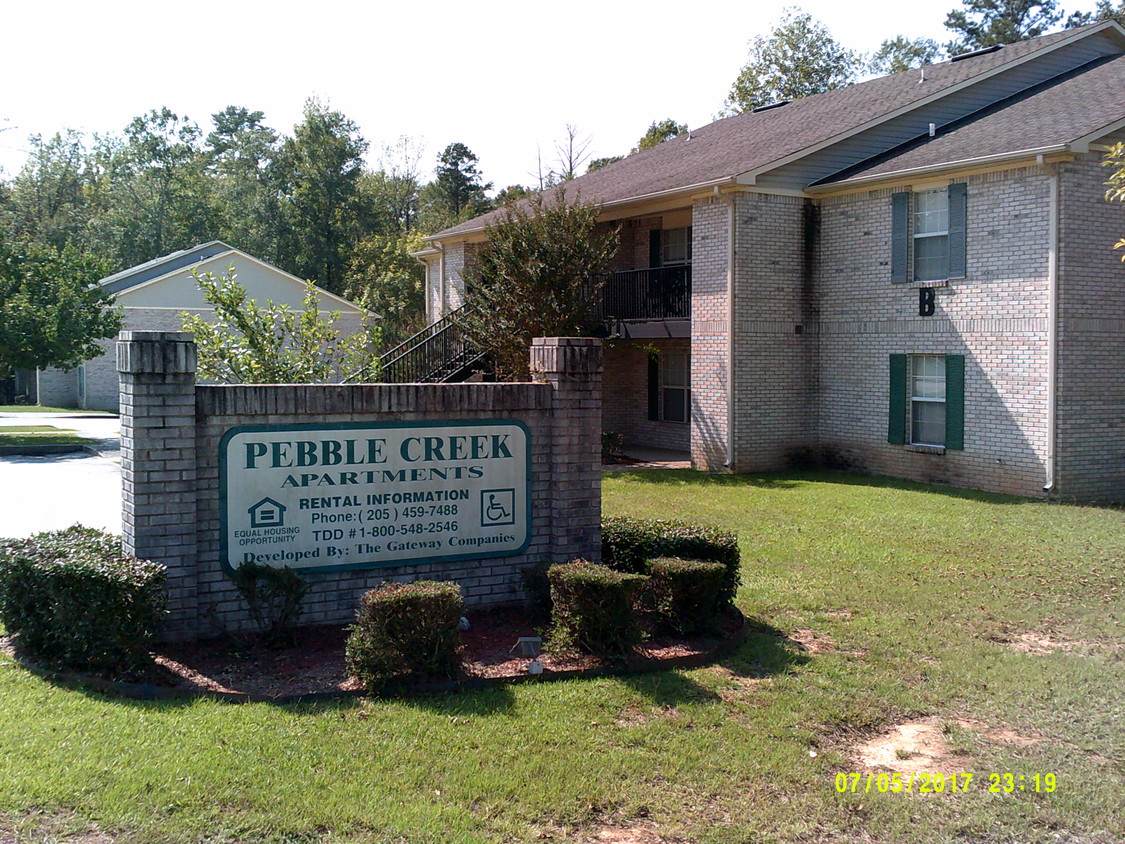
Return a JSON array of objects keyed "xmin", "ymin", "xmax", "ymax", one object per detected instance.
[{"xmin": 219, "ymin": 420, "xmax": 531, "ymax": 574}]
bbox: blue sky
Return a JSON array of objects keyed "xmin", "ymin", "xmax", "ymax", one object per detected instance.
[{"xmin": 0, "ymin": 0, "xmax": 1102, "ymax": 191}]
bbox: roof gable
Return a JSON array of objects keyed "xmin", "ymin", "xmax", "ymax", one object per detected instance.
[{"xmin": 99, "ymin": 241, "xmax": 235, "ymax": 294}]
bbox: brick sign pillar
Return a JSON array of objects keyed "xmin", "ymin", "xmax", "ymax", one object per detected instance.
[
  {"xmin": 531, "ymin": 337, "xmax": 604, "ymax": 563},
  {"xmin": 117, "ymin": 331, "xmax": 199, "ymax": 638}
]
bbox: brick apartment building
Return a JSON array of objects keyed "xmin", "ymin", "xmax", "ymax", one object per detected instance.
[{"xmin": 416, "ymin": 21, "xmax": 1125, "ymax": 501}]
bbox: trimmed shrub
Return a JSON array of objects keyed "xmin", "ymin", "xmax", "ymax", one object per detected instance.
[
  {"xmin": 345, "ymin": 580, "xmax": 463, "ymax": 691},
  {"xmin": 229, "ymin": 561, "xmax": 308, "ymax": 646},
  {"xmin": 0, "ymin": 526, "xmax": 166, "ymax": 675},
  {"xmin": 602, "ymin": 516, "xmax": 741, "ymax": 606},
  {"xmin": 548, "ymin": 559, "xmax": 647, "ymax": 656},
  {"xmin": 649, "ymin": 557, "xmax": 727, "ymax": 634}
]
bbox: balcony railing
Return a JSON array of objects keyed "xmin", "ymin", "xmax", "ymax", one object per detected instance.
[{"xmin": 601, "ymin": 265, "xmax": 691, "ymax": 321}]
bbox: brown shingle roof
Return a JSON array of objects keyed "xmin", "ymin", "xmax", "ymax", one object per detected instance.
[
  {"xmin": 431, "ymin": 25, "xmax": 1116, "ymax": 240},
  {"xmin": 819, "ymin": 53, "xmax": 1125, "ymax": 185}
]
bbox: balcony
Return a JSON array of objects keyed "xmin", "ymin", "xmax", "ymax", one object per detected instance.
[{"xmin": 601, "ymin": 265, "xmax": 690, "ymax": 338}]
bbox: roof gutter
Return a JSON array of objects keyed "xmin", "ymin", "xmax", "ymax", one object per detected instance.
[
  {"xmin": 421, "ymin": 176, "xmax": 739, "ymax": 243},
  {"xmin": 807, "ymin": 144, "xmax": 1071, "ymax": 193}
]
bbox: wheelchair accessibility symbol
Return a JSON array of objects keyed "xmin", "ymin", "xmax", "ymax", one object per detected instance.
[{"xmin": 480, "ymin": 489, "xmax": 516, "ymax": 527}]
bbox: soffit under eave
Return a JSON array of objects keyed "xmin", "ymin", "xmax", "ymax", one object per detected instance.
[{"xmin": 804, "ymin": 149, "xmax": 1076, "ymax": 198}]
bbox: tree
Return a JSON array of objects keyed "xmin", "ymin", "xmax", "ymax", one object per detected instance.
[
  {"xmin": 494, "ymin": 184, "xmax": 534, "ymax": 204},
  {"xmin": 345, "ymin": 233, "xmax": 426, "ymax": 349},
  {"xmin": 361, "ymin": 136, "xmax": 424, "ymax": 235},
  {"xmin": 85, "ymin": 108, "xmax": 218, "ymax": 269},
  {"xmin": 460, "ymin": 190, "xmax": 618, "ymax": 380},
  {"xmin": 1103, "ymin": 142, "xmax": 1125, "ymax": 258},
  {"xmin": 181, "ymin": 268, "xmax": 379, "ymax": 383},
  {"xmin": 723, "ymin": 9, "xmax": 860, "ymax": 114},
  {"xmin": 0, "ymin": 240, "xmax": 121, "ymax": 378},
  {"xmin": 630, "ymin": 119, "xmax": 687, "ymax": 153},
  {"xmin": 944, "ymin": 0, "xmax": 1064, "ymax": 54},
  {"xmin": 5, "ymin": 131, "xmax": 92, "ymax": 251},
  {"xmin": 1066, "ymin": 0, "xmax": 1125, "ymax": 26},
  {"xmin": 419, "ymin": 142, "xmax": 492, "ymax": 232},
  {"xmin": 204, "ymin": 106, "xmax": 282, "ymax": 260},
  {"xmin": 586, "ymin": 156, "xmax": 624, "ymax": 173},
  {"xmin": 274, "ymin": 98, "xmax": 369, "ymax": 293},
  {"xmin": 868, "ymin": 36, "xmax": 944, "ymax": 75},
  {"xmin": 551, "ymin": 124, "xmax": 593, "ymax": 182}
]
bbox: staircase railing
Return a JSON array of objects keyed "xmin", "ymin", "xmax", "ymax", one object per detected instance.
[{"xmin": 375, "ymin": 304, "xmax": 482, "ymax": 383}]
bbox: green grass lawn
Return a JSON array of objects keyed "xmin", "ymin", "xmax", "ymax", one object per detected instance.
[
  {"xmin": 1, "ymin": 470, "xmax": 1122, "ymax": 843},
  {"xmin": 0, "ymin": 425, "xmax": 88, "ymax": 447}
]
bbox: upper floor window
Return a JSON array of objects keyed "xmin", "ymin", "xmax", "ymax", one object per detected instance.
[
  {"xmin": 650, "ymin": 226, "xmax": 692, "ymax": 268},
  {"xmin": 891, "ymin": 184, "xmax": 966, "ymax": 283},
  {"xmin": 662, "ymin": 227, "xmax": 692, "ymax": 266},
  {"xmin": 913, "ymin": 190, "xmax": 949, "ymax": 282}
]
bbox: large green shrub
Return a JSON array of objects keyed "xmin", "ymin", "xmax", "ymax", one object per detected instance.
[
  {"xmin": 649, "ymin": 557, "xmax": 727, "ymax": 634},
  {"xmin": 345, "ymin": 580, "xmax": 463, "ymax": 691},
  {"xmin": 0, "ymin": 526, "xmax": 166, "ymax": 674},
  {"xmin": 602, "ymin": 516, "xmax": 741, "ymax": 606},
  {"xmin": 548, "ymin": 559, "xmax": 647, "ymax": 657},
  {"xmin": 229, "ymin": 561, "xmax": 308, "ymax": 646}
]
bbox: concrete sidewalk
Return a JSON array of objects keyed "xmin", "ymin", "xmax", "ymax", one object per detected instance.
[{"xmin": 0, "ymin": 451, "xmax": 122, "ymax": 537}]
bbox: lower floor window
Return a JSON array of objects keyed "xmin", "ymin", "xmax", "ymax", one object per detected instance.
[
  {"xmin": 909, "ymin": 355, "xmax": 945, "ymax": 446},
  {"xmin": 648, "ymin": 351, "xmax": 691, "ymax": 424},
  {"xmin": 888, "ymin": 353, "xmax": 964, "ymax": 450}
]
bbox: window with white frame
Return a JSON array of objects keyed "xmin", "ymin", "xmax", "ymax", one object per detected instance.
[
  {"xmin": 909, "ymin": 355, "xmax": 946, "ymax": 446},
  {"xmin": 661, "ymin": 352, "xmax": 690, "ymax": 423},
  {"xmin": 661, "ymin": 227, "xmax": 692, "ymax": 266},
  {"xmin": 913, "ymin": 189, "xmax": 949, "ymax": 282}
]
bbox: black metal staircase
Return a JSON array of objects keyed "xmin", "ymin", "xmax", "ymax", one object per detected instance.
[{"xmin": 377, "ymin": 305, "xmax": 487, "ymax": 383}]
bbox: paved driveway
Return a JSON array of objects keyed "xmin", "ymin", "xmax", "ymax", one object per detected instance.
[
  {"xmin": 0, "ymin": 413, "xmax": 122, "ymax": 537},
  {"xmin": 0, "ymin": 452, "xmax": 122, "ymax": 537}
]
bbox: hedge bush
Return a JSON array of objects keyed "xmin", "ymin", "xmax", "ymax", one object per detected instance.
[
  {"xmin": 602, "ymin": 516, "xmax": 741, "ymax": 606},
  {"xmin": 0, "ymin": 525, "xmax": 166, "ymax": 674},
  {"xmin": 229, "ymin": 561, "xmax": 308, "ymax": 646},
  {"xmin": 649, "ymin": 557, "xmax": 727, "ymax": 634},
  {"xmin": 345, "ymin": 580, "xmax": 463, "ymax": 691},
  {"xmin": 548, "ymin": 559, "xmax": 647, "ymax": 656}
]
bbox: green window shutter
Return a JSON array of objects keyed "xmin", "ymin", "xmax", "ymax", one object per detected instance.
[
  {"xmin": 947, "ymin": 182, "xmax": 967, "ymax": 279},
  {"xmin": 888, "ymin": 354, "xmax": 907, "ymax": 444},
  {"xmin": 891, "ymin": 192, "xmax": 909, "ymax": 283},
  {"xmin": 944, "ymin": 354, "xmax": 965, "ymax": 450},
  {"xmin": 647, "ymin": 353, "xmax": 660, "ymax": 421},
  {"xmin": 649, "ymin": 229, "xmax": 662, "ymax": 268}
]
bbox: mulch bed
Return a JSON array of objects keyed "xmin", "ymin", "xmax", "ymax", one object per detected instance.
[{"xmin": 1, "ymin": 606, "xmax": 745, "ymax": 701}]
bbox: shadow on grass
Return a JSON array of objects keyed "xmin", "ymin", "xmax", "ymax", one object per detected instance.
[
  {"xmin": 726, "ymin": 617, "xmax": 813, "ymax": 678},
  {"xmin": 608, "ymin": 468, "xmax": 1040, "ymax": 506},
  {"xmin": 618, "ymin": 616, "xmax": 811, "ymax": 707}
]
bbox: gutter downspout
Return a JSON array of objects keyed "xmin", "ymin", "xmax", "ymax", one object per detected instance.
[
  {"xmin": 436, "ymin": 241, "xmax": 447, "ymax": 319},
  {"xmin": 1040, "ymin": 155, "xmax": 1059, "ymax": 495},
  {"xmin": 716, "ymin": 186, "xmax": 737, "ymax": 469}
]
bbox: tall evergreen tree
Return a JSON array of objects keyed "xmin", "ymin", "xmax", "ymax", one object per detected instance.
[
  {"xmin": 205, "ymin": 106, "xmax": 282, "ymax": 261},
  {"xmin": 419, "ymin": 142, "xmax": 491, "ymax": 232},
  {"xmin": 275, "ymin": 98, "xmax": 369, "ymax": 292}
]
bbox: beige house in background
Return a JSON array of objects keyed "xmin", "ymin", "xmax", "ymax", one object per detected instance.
[{"xmin": 36, "ymin": 242, "xmax": 368, "ymax": 411}]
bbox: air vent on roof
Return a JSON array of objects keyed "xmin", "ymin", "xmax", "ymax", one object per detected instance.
[
  {"xmin": 951, "ymin": 44, "xmax": 1002, "ymax": 62},
  {"xmin": 752, "ymin": 100, "xmax": 790, "ymax": 113}
]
